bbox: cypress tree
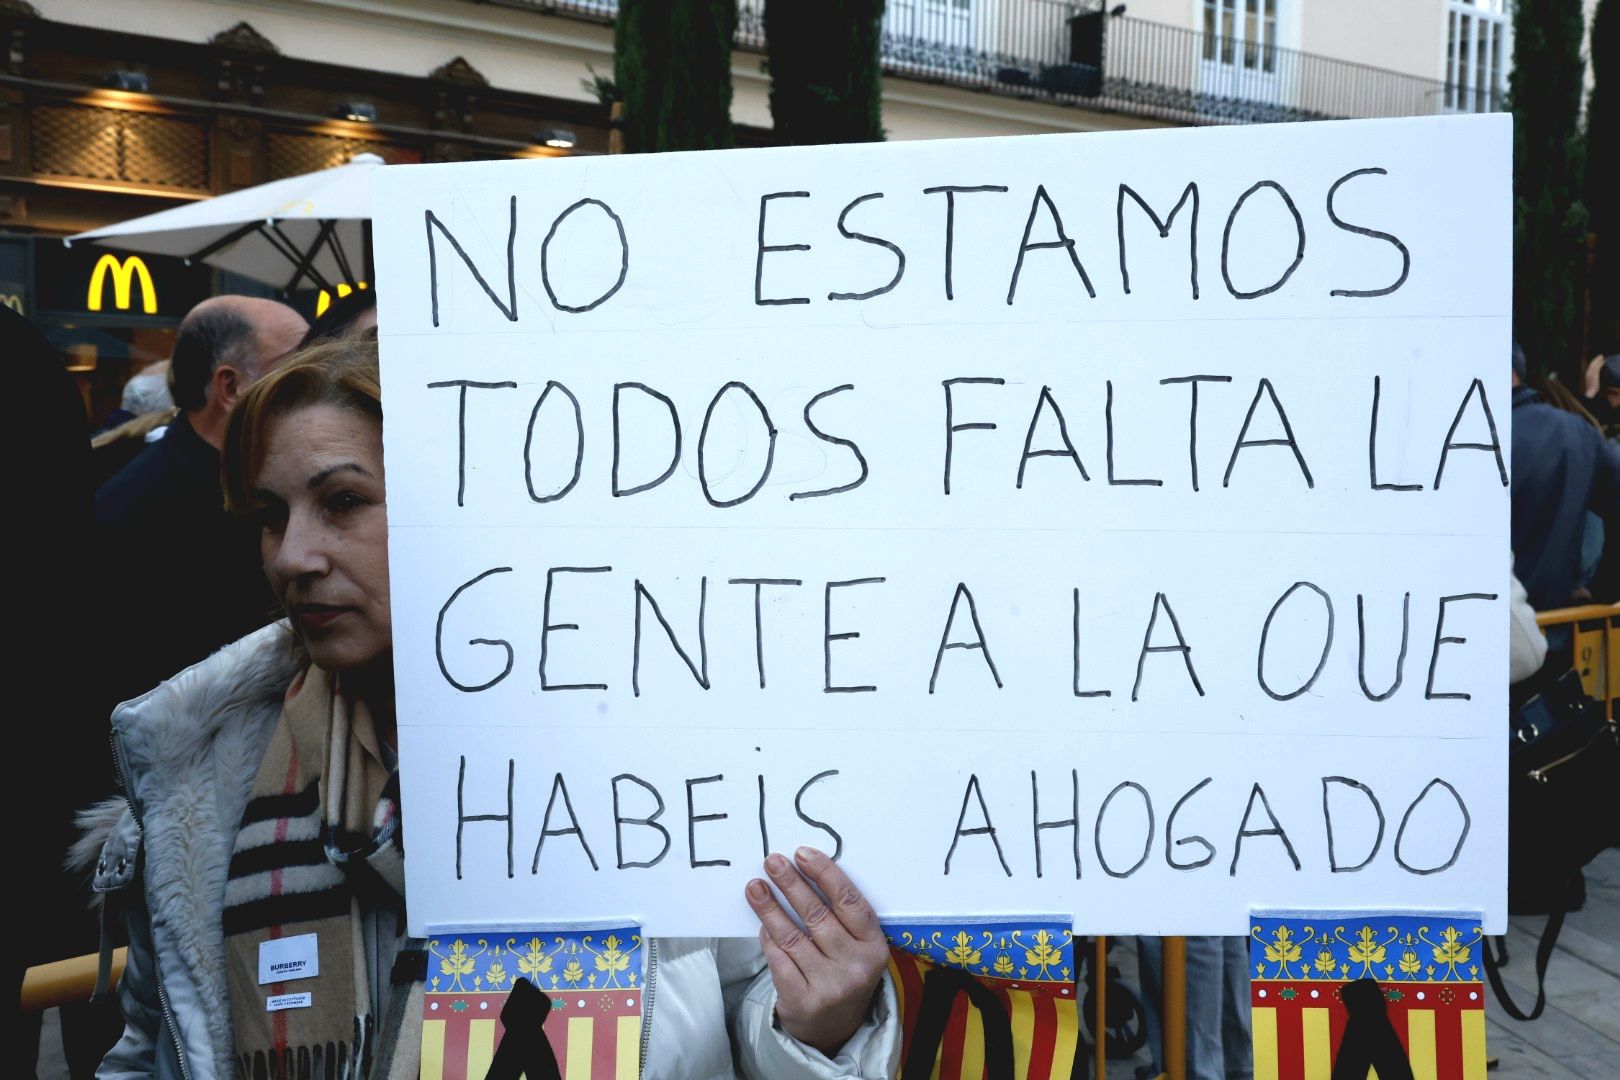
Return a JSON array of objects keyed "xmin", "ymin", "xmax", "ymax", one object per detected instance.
[
  {"xmin": 1511, "ymin": 0, "xmax": 1590, "ymax": 376},
  {"xmin": 615, "ymin": 0, "xmax": 737, "ymax": 153},
  {"xmin": 1585, "ymin": 0, "xmax": 1616, "ymax": 353},
  {"xmin": 764, "ymin": 0, "xmax": 886, "ymax": 144}
]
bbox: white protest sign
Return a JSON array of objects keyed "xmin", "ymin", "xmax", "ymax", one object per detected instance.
[{"xmin": 372, "ymin": 115, "xmax": 1510, "ymax": 937}]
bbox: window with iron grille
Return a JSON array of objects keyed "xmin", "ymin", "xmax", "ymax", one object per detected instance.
[
  {"xmin": 30, "ymin": 104, "xmax": 209, "ymax": 191},
  {"xmin": 266, "ymin": 132, "xmax": 417, "ymax": 178},
  {"xmin": 268, "ymin": 131, "xmax": 372, "ymax": 178}
]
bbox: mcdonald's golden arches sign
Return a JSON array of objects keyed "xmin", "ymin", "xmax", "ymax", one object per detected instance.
[
  {"xmin": 33, "ymin": 242, "xmax": 210, "ymax": 318},
  {"xmin": 87, "ymin": 254, "xmax": 158, "ymax": 314}
]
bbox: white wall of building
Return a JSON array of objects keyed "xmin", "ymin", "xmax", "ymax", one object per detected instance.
[
  {"xmin": 1585, "ymin": 0, "xmax": 1599, "ymax": 102},
  {"xmin": 1299, "ymin": 0, "xmax": 1449, "ymax": 83},
  {"xmin": 882, "ymin": 79, "xmax": 1169, "ymax": 138},
  {"xmin": 1121, "ymin": 0, "xmax": 1201, "ymax": 32}
]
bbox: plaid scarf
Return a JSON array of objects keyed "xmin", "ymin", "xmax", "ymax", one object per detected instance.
[{"xmin": 224, "ymin": 664, "xmax": 407, "ymax": 1079}]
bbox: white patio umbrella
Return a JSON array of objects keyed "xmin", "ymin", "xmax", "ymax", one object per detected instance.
[{"xmin": 65, "ymin": 152, "xmax": 384, "ymax": 293}]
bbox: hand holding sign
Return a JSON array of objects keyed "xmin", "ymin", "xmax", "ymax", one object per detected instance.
[{"xmin": 747, "ymin": 847, "xmax": 890, "ymax": 1057}]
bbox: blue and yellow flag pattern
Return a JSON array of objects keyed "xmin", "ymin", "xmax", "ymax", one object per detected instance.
[{"xmin": 420, "ymin": 927, "xmax": 644, "ymax": 1080}]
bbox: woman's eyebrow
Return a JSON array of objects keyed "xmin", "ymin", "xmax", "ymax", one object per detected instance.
[{"xmin": 307, "ymin": 462, "xmax": 373, "ymax": 489}]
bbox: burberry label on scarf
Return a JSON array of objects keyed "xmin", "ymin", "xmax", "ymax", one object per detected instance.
[
  {"xmin": 258, "ymin": 933, "xmax": 320, "ymax": 984},
  {"xmin": 266, "ymin": 992, "xmax": 313, "ymax": 1012}
]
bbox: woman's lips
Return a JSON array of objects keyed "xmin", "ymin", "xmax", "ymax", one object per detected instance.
[{"xmin": 292, "ymin": 605, "xmax": 351, "ymax": 630}]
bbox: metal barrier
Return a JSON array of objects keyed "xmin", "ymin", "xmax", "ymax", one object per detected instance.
[
  {"xmin": 1535, "ymin": 603, "xmax": 1619, "ymax": 719},
  {"xmin": 1093, "ymin": 934, "xmax": 1187, "ymax": 1080}
]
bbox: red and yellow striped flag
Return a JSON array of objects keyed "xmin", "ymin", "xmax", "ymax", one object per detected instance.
[
  {"xmin": 1250, "ymin": 980, "xmax": 1486, "ymax": 1080},
  {"xmin": 1250, "ymin": 913, "xmax": 1487, "ymax": 1080},
  {"xmin": 885, "ymin": 920, "xmax": 1081, "ymax": 1080}
]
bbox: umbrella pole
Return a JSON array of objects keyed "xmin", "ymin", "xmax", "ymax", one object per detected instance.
[
  {"xmin": 362, "ymin": 220, "xmax": 374, "ymax": 285},
  {"xmin": 327, "ymin": 225, "xmax": 358, "ymax": 287},
  {"xmin": 274, "ymin": 220, "xmax": 336, "ymax": 294}
]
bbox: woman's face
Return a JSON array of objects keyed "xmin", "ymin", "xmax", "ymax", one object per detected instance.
[{"xmin": 249, "ymin": 403, "xmax": 391, "ymax": 674}]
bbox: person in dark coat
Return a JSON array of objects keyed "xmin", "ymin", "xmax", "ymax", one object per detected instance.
[
  {"xmin": 0, "ymin": 307, "xmax": 122, "ymax": 1076},
  {"xmin": 1583, "ymin": 354, "xmax": 1620, "ymax": 433},
  {"xmin": 94, "ymin": 295, "xmax": 307, "ymax": 708},
  {"xmin": 1510, "ymin": 343, "xmax": 1620, "ymax": 611}
]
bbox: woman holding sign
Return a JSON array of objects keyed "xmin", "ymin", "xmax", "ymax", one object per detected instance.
[{"xmin": 82, "ymin": 334, "xmax": 899, "ymax": 1079}]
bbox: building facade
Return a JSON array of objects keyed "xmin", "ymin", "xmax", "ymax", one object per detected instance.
[{"xmin": 3, "ymin": 0, "xmax": 1513, "ymax": 420}]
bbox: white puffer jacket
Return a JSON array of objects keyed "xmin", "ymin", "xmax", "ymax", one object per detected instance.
[{"xmin": 83, "ymin": 623, "xmax": 901, "ymax": 1079}]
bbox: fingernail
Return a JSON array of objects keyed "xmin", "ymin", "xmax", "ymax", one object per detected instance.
[
  {"xmin": 746, "ymin": 879, "xmax": 769, "ymax": 902},
  {"xmin": 765, "ymin": 853, "xmax": 790, "ymax": 876},
  {"xmin": 795, "ymin": 845, "xmax": 822, "ymax": 864}
]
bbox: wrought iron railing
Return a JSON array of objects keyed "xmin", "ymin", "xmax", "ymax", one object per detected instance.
[
  {"xmin": 987, "ymin": 5, "xmax": 1464, "ymax": 124},
  {"xmin": 521, "ymin": 0, "xmax": 1486, "ymax": 126}
]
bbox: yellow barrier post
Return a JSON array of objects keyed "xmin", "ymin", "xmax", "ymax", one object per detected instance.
[
  {"xmin": 20, "ymin": 950, "xmax": 125, "ymax": 1013},
  {"xmin": 1094, "ymin": 935, "xmax": 1108, "ymax": 1080},
  {"xmin": 1164, "ymin": 936, "xmax": 1187, "ymax": 1080},
  {"xmin": 1089, "ymin": 936, "xmax": 1187, "ymax": 1080},
  {"xmin": 1609, "ymin": 615, "xmax": 1619, "ymax": 720}
]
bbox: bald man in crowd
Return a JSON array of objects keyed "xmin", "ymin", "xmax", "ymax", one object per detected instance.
[{"xmin": 96, "ymin": 296, "xmax": 308, "ymax": 704}]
